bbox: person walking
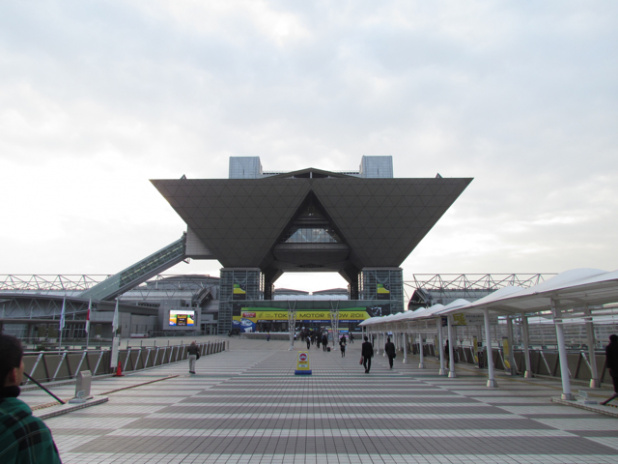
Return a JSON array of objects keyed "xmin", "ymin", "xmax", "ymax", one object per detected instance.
[
  {"xmin": 384, "ymin": 337, "xmax": 396, "ymax": 369},
  {"xmin": 306, "ymin": 335, "xmax": 311, "ymax": 350},
  {"xmin": 339, "ymin": 336, "xmax": 347, "ymax": 357},
  {"xmin": 361, "ymin": 336, "xmax": 374, "ymax": 373},
  {"xmin": 322, "ymin": 333, "xmax": 328, "ymax": 351},
  {"xmin": 187, "ymin": 341, "xmax": 199, "ymax": 374},
  {"xmin": 601, "ymin": 334, "xmax": 618, "ymax": 405},
  {"xmin": 0, "ymin": 334, "xmax": 62, "ymax": 463}
]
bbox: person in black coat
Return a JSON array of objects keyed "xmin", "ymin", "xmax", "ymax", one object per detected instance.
[
  {"xmin": 601, "ymin": 334, "xmax": 618, "ymax": 405},
  {"xmin": 384, "ymin": 337, "xmax": 396, "ymax": 369},
  {"xmin": 361, "ymin": 336, "xmax": 374, "ymax": 373},
  {"xmin": 187, "ymin": 341, "xmax": 199, "ymax": 374}
]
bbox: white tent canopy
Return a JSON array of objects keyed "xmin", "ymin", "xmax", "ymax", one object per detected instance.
[{"xmin": 357, "ymin": 268, "xmax": 618, "ymax": 399}]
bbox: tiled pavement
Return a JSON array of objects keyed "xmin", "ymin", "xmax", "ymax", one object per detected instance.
[{"xmin": 21, "ymin": 337, "xmax": 618, "ymax": 464}]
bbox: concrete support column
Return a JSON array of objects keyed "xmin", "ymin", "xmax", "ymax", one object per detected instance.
[
  {"xmin": 447, "ymin": 316, "xmax": 456, "ymax": 378},
  {"xmin": 483, "ymin": 308, "xmax": 498, "ymax": 388},
  {"xmin": 437, "ymin": 318, "xmax": 446, "ymax": 375},
  {"xmin": 584, "ymin": 306, "xmax": 600, "ymax": 388},
  {"xmin": 552, "ymin": 301, "xmax": 574, "ymax": 400},
  {"xmin": 521, "ymin": 316, "xmax": 533, "ymax": 378}
]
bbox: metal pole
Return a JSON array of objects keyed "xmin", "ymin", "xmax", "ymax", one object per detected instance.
[
  {"xmin": 447, "ymin": 315, "xmax": 456, "ymax": 378},
  {"xmin": 483, "ymin": 308, "xmax": 497, "ymax": 388},
  {"xmin": 418, "ymin": 332, "xmax": 425, "ymax": 369},
  {"xmin": 521, "ymin": 315, "xmax": 533, "ymax": 378},
  {"xmin": 552, "ymin": 301, "xmax": 574, "ymax": 400},
  {"xmin": 437, "ymin": 318, "xmax": 446, "ymax": 375},
  {"xmin": 23, "ymin": 373, "xmax": 65, "ymax": 405},
  {"xmin": 583, "ymin": 305, "xmax": 599, "ymax": 388},
  {"xmin": 506, "ymin": 316, "xmax": 517, "ymax": 375}
]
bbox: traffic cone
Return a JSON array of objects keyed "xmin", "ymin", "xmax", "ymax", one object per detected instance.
[{"xmin": 114, "ymin": 361, "xmax": 124, "ymax": 377}]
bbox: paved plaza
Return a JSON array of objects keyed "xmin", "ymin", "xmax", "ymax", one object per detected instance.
[{"xmin": 21, "ymin": 337, "xmax": 618, "ymax": 464}]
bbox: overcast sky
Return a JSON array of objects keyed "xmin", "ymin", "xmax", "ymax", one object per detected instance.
[{"xmin": 1, "ymin": 1, "xmax": 617, "ymax": 293}]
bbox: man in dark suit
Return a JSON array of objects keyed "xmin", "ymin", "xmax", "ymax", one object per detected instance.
[
  {"xmin": 384, "ymin": 337, "xmax": 396, "ymax": 369},
  {"xmin": 361, "ymin": 336, "xmax": 374, "ymax": 373}
]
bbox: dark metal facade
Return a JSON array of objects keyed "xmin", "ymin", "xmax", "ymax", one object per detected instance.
[
  {"xmin": 152, "ymin": 167, "xmax": 472, "ymax": 334},
  {"xmin": 151, "ymin": 171, "xmax": 472, "ymax": 284}
]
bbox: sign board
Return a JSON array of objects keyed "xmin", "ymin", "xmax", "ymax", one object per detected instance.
[
  {"xmin": 294, "ymin": 351, "xmax": 312, "ymax": 375},
  {"xmin": 451, "ymin": 313, "xmax": 499, "ymax": 326}
]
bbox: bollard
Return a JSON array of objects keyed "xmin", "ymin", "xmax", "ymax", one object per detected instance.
[{"xmin": 69, "ymin": 370, "xmax": 93, "ymax": 404}]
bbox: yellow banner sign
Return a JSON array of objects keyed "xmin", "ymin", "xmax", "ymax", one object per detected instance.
[{"xmin": 238, "ymin": 309, "xmax": 370, "ymax": 322}]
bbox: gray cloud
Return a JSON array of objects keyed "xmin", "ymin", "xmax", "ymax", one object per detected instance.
[{"xmin": 1, "ymin": 1, "xmax": 617, "ymax": 286}]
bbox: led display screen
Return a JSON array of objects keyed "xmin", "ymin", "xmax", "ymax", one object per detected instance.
[{"xmin": 169, "ymin": 310, "xmax": 196, "ymax": 326}]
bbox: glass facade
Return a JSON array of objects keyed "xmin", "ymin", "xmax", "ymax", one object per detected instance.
[
  {"xmin": 283, "ymin": 228, "xmax": 341, "ymax": 244},
  {"xmin": 359, "ymin": 156, "xmax": 393, "ymax": 178},
  {"xmin": 229, "ymin": 157, "xmax": 262, "ymax": 179},
  {"xmin": 360, "ymin": 268, "xmax": 404, "ymax": 314},
  {"xmin": 219, "ymin": 268, "xmax": 264, "ymax": 334}
]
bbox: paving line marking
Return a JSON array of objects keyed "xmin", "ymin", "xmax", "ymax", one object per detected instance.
[
  {"xmin": 104, "ymin": 428, "xmax": 577, "ymax": 438},
  {"xmin": 168, "ymin": 402, "xmax": 494, "ymax": 408},
  {"xmin": 143, "ymin": 412, "xmax": 525, "ymax": 420}
]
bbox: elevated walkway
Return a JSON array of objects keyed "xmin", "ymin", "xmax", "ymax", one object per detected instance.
[{"xmin": 79, "ymin": 235, "xmax": 186, "ymax": 301}]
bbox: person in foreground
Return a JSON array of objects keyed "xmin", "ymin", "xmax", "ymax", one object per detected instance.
[
  {"xmin": 601, "ymin": 334, "xmax": 618, "ymax": 405},
  {"xmin": 361, "ymin": 336, "xmax": 374, "ymax": 373},
  {"xmin": 0, "ymin": 334, "xmax": 62, "ymax": 463}
]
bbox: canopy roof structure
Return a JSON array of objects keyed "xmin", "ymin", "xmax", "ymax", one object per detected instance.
[
  {"xmin": 361, "ymin": 268, "xmax": 618, "ymax": 327},
  {"xmin": 359, "ymin": 268, "xmax": 618, "ymax": 400},
  {"xmin": 152, "ymin": 170, "xmax": 472, "ymax": 283}
]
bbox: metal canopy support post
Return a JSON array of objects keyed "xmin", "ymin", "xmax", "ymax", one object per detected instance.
[
  {"xmin": 483, "ymin": 308, "xmax": 498, "ymax": 388},
  {"xmin": 552, "ymin": 300, "xmax": 574, "ymax": 400},
  {"xmin": 583, "ymin": 305, "xmax": 600, "ymax": 388},
  {"xmin": 396, "ymin": 326, "xmax": 401, "ymax": 351},
  {"xmin": 402, "ymin": 330, "xmax": 408, "ymax": 364},
  {"xmin": 437, "ymin": 318, "xmax": 446, "ymax": 375},
  {"xmin": 418, "ymin": 332, "xmax": 425, "ymax": 369},
  {"xmin": 521, "ymin": 315, "xmax": 533, "ymax": 378},
  {"xmin": 447, "ymin": 315, "xmax": 456, "ymax": 378},
  {"xmin": 506, "ymin": 316, "xmax": 517, "ymax": 376}
]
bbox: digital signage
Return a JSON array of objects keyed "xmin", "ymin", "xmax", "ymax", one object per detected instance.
[{"xmin": 169, "ymin": 309, "xmax": 196, "ymax": 327}]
